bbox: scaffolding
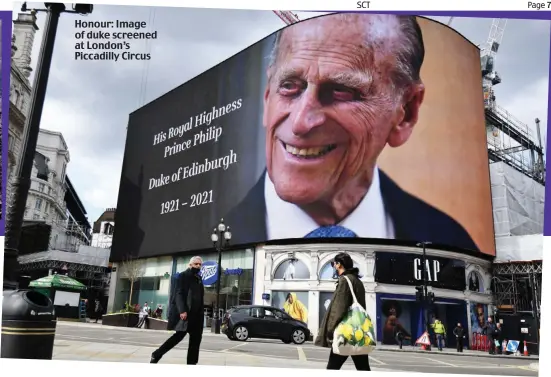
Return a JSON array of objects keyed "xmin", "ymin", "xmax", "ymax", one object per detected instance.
[
  {"xmin": 48, "ymin": 219, "xmax": 91, "ymax": 253},
  {"xmin": 491, "ymin": 261, "xmax": 542, "ymax": 322},
  {"xmin": 486, "ymin": 105, "xmax": 545, "ymax": 185},
  {"xmin": 18, "ymin": 246, "xmax": 110, "ymax": 290}
]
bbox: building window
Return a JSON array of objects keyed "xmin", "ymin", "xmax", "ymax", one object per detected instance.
[
  {"xmin": 38, "ymin": 183, "xmax": 45, "ymax": 192},
  {"xmin": 35, "ymin": 198, "xmax": 43, "ymax": 210},
  {"xmin": 45, "ymin": 202, "xmax": 49, "ymax": 213}
]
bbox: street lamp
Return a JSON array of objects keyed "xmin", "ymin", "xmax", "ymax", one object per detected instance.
[
  {"xmin": 416, "ymin": 241, "xmax": 432, "ymax": 350},
  {"xmin": 4, "ymin": 2, "xmax": 93, "ymax": 291},
  {"xmin": 211, "ymin": 218, "xmax": 231, "ymax": 334}
]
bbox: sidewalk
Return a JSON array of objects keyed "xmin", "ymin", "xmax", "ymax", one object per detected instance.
[
  {"xmin": 53, "ymin": 339, "xmax": 393, "ymax": 370},
  {"xmin": 57, "ymin": 321, "xmax": 539, "ymax": 361}
]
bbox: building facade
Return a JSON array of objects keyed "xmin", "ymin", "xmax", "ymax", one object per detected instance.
[
  {"xmin": 6, "ymin": 12, "xmax": 38, "ymax": 212},
  {"xmin": 91, "ymin": 208, "xmax": 116, "ymax": 249},
  {"xmin": 252, "ymin": 242, "xmax": 492, "ymax": 348},
  {"xmin": 107, "ymin": 248, "xmax": 255, "ymax": 320},
  {"xmin": 23, "ymin": 129, "xmax": 72, "ymax": 249}
]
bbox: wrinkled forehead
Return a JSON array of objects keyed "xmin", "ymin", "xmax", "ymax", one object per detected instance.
[{"xmin": 277, "ymin": 14, "xmax": 401, "ymax": 64}]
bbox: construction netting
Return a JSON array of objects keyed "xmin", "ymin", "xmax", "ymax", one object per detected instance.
[
  {"xmin": 490, "ymin": 161, "xmax": 545, "ymax": 237},
  {"xmin": 17, "ymin": 245, "xmax": 110, "ymax": 267}
]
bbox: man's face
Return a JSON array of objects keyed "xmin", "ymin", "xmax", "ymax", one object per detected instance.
[{"xmin": 263, "ymin": 14, "xmax": 424, "ymax": 210}]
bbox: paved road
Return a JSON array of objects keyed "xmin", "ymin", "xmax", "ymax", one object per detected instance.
[{"xmin": 55, "ymin": 323, "xmax": 537, "ymax": 375}]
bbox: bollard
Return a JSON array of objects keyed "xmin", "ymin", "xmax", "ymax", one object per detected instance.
[{"xmin": 1, "ymin": 290, "xmax": 57, "ymax": 359}]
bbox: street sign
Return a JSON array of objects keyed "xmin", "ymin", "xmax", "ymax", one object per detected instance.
[
  {"xmin": 415, "ymin": 331, "xmax": 431, "ymax": 346},
  {"xmin": 506, "ymin": 340, "xmax": 520, "ymax": 353}
]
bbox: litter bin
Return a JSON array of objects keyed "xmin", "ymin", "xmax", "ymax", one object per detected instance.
[{"xmin": 1, "ymin": 290, "xmax": 57, "ymax": 359}]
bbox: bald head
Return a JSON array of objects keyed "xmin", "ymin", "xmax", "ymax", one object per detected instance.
[{"xmin": 269, "ymin": 13, "xmax": 424, "ymax": 96}]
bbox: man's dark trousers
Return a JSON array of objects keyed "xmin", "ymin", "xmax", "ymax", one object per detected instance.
[{"xmin": 153, "ymin": 322, "xmax": 203, "ymax": 364}]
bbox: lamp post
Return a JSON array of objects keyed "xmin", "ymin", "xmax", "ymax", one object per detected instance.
[
  {"xmin": 416, "ymin": 241, "xmax": 432, "ymax": 349},
  {"xmin": 210, "ymin": 219, "xmax": 231, "ymax": 334},
  {"xmin": 4, "ymin": 2, "xmax": 94, "ymax": 291}
]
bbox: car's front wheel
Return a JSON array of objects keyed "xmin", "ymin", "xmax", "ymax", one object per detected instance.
[
  {"xmin": 291, "ymin": 328, "xmax": 306, "ymax": 345},
  {"xmin": 233, "ymin": 325, "xmax": 249, "ymax": 341}
]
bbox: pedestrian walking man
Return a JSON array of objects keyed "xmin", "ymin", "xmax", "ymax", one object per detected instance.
[
  {"xmin": 136, "ymin": 302, "xmax": 150, "ymax": 328},
  {"xmin": 151, "ymin": 256, "xmax": 205, "ymax": 364},
  {"xmin": 483, "ymin": 316, "xmax": 497, "ymax": 354},
  {"xmin": 453, "ymin": 323, "xmax": 466, "ymax": 352},
  {"xmin": 93, "ymin": 299, "xmax": 103, "ymax": 323},
  {"xmin": 482, "ymin": 317, "xmax": 497, "ymax": 355}
]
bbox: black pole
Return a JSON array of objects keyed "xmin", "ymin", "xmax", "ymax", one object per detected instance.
[
  {"xmin": 213, "ymin": 236, "xmax": 223, "ymax": 334},
  {"xmin": 3, "ymin": 3, "xmax": 66, "ymax": 291}
]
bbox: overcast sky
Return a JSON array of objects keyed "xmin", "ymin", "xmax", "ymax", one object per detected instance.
[{"xmin": 13, "ymin": 5, "xmax": 550, "ymax": 225}]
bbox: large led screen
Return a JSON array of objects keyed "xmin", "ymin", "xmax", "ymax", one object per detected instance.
[{"xmin": 112, "ymin": 14, "xmax": 495, "ymax": 261}]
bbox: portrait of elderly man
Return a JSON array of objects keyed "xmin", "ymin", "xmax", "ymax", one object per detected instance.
[{"xmin": 227, "ymin": 13, "xmax": 478, "ymax": 251}]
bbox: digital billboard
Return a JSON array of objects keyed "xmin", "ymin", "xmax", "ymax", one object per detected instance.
[{"xmin": 111, "ymin": 13, "xmax": 495, "ymax": 261}]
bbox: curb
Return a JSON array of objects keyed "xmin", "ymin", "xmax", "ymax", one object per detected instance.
[
  {"xmin": 375, "ymin": 346, "xmax": 539, "ymax": 360},
  {"xmin": 56, "ymin": 320, "xmax": 224, "ymax": 336}
]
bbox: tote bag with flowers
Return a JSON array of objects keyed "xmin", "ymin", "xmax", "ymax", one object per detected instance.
[{"xmin": 332, "ymin": 276, "xmax": 376, "ymax": 356}]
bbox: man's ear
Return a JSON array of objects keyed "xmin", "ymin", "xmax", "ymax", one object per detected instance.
[{"xmin": 387, "ymin": 83, "xmax": 425, "ymax": 148}]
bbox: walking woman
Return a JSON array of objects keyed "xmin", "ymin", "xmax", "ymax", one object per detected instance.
[{"xmin": 315, "ymin": 252, "xmax": 371, "ymax": 371}]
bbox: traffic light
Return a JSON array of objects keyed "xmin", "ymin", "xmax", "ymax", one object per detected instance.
[
  {"xmin": 428, "ymin": 292, "xmax": 436, "ymax": 304},
  {"xmin": 415, "ymin": 286, "xmax": 424, "ymax": 302}
]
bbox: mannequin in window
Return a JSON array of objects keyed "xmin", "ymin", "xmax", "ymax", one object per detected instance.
[
  {"xmin": 283, "ymin": 259, "xmax": 296, "ymax": 280},
  {"xmin": 469, "ymin": 273, "xmax": 480, "ymax": 292}
]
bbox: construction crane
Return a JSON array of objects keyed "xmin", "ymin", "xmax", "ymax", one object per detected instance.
[
  {"xmin": 480, "ymin": 18, "xmax": 508, "ymax": 110},
  {"xmin": 273, "ymin": 11, "xmax": 300, "ymax": 25}
]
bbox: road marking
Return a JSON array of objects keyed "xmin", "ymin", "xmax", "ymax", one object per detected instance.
[
  {"xmin": 424, "ymin": 357, "xmax": 458, "ymax": 367},
  {"xmin": 368, "ymin": 356, "xmax": 387, "ymax": 365},
  {"xmin": 517, "ymin": 365, "xmax": 539, "ymax": 372},
  {"xmin": 221, "ymin": 342, "xmax": 249, "ymax": 352},
  {"xmin": 297, "ymin": 346, "xmax": 307, "ymax": 361}
]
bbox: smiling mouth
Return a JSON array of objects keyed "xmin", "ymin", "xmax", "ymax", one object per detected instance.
[{"xmin": 282, "ymin": 142, "xmax": 337, "ymax": 159}]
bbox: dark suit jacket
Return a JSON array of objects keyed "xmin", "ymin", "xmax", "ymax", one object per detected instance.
[
  {"xmin": 167, "ymin": 268, "xmax": 205, "ymax": 330},
  {"xmin": 225, "ymin": 170, "xmax": 479, "ymax": 252}
]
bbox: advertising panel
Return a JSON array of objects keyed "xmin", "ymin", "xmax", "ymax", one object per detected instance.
[{"xmin": 112, "ymin": 14, "xmax": 494, "ymax": 261}]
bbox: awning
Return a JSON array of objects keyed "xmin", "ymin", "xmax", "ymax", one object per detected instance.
[{"xmin": 29, "ymin": 274, "xmax": 87, "ymax": 291}]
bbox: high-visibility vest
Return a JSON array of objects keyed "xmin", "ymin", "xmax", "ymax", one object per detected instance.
[{"xmin": 433, "ymin": 322, "xmax": 446, "ymax": 334}]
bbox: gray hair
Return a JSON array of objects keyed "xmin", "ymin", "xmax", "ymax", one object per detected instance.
[
  {"xmin": 189, "ymin": 256, "xmax": 203, "ymax": 266},
  {"xmin": 268, "ymin": 14, "xmax": 424, "ymax": 95}
]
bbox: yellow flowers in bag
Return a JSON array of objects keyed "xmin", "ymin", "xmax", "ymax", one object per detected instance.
[{"xmin": 332, "ymin": 276, "xmax": 376, "ymax": 356}]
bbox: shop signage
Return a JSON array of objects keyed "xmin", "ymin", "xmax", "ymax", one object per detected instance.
[
  {"xmin": 374, "ymin": 252, "xmax": 466, "ymax": 291},
  {"xmin": 200, "ymin": 261, "xmax": 219, "ymax": 286},
  {"xmin": 224, "ymin": 268, "xmax": 243, "ymax": 276}
]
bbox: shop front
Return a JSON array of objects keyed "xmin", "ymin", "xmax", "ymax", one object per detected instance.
[
  {"xmin": 110, "ymin": 256, "xmax": 173, "ymax": 319},
  {"xmin": 254, "ymin": 242, "xmax": 493, "ymax": 344},
  {"xmin": 374, "ymin": 250, "xmax": 493, "ymax": 349},
  {"xmin": 108, "ymin": 249, "xmax": 254, "ymax": 324},
  {"xmin": 175, "ymin": 248, "xmax": 255, "ymax": 321}
]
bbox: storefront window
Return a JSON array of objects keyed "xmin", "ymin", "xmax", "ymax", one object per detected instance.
[
  {"xmin": 470, "ymin": 302, "xmax": 489, "ymax": 333},
  {"xmin": 467, "ymin": 271, "xmax": 484, "ymax": 293},
  {"xmin": 114, "ymin": 256, "xmax": 172, "ymax": 319},
  {"xmin": 319, "ymin": 260, "xmax": 365, "ymax": 280},
  {"xmin": 175, "ymin": 249, "xmax": 254, "ymax": 318},
  {"xmin": 272, "ymin": 291, "xmax": 309, "ymax": 324},
  {"xmin": 274, "ymin": 258, "xmax": 310, "ymax": 280}
]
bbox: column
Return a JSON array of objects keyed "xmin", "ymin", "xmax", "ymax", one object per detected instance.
[{"xmin": 308, "ymin": 290, "xmax": 319, "ymax": 339}]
